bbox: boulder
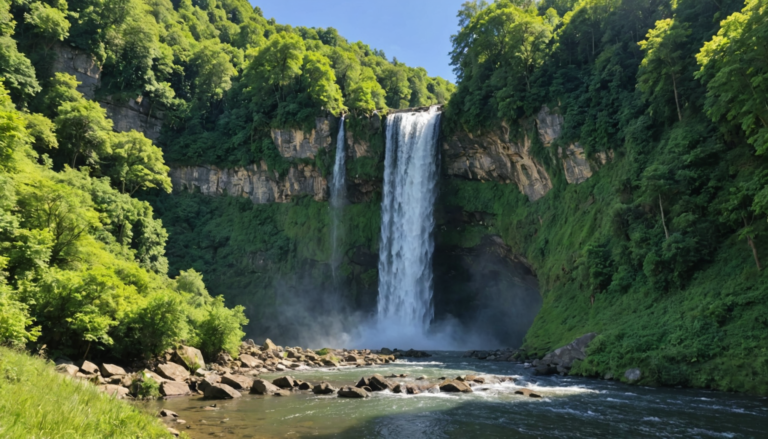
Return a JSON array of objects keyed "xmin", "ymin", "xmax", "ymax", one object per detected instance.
[
  {"xmin": 98, "ymin": 385, "xmax": 130, "ymax": 399},
  {"xmin": 338, "ymin": 386, "xmax": 369, "ymax": 398},
  {"xmin": 167, "ymin": 427, "xmax": 180, "ymax": 437},
  {"xmin": 156, "ymin": 363, "xmax": 190, "ymax": 382},
  {"xmin": 439, "ymin": 380, "xmax": 473, "ymax": 393},
  {"xmin": 298, "ymin": 381, "xmax": 313, "ymax": 391},
  {"xmin": 534, "ymin": 333, "xmax": 598, "ymax": 376},
  {"xmin": 160, "ymin": 409, "xmax": 178, "ymax": 418},
  {"xmin": 355, "ymin": 377, "xmax": 370, "ymax": 388},
  {"xmin": 251, "ymin": 379, "xmax": 291, "ymax": 396},
  {"xmin": 400, "ymin": 349, "xmax": 432, "ymax": 358},
  {"xmin": 312, "ymin": 382, "xmax": 336, "ymax": 395},
  {"xmin": 141, "ymin": 369, "xmax": 167, "ymax": 383},
  {"xmin": 173, "ymin": 346, "xmax": 205, "ymax": 371},
  {"xmin": 56, "ymin": 364, "xmax": 80, "ymax": 376},
  {"xmin": 161, "ymin": 381, "xmax": 191, "ymax": 397},
  {"xmin": 624, "ymin": 368, "xmax": 642, "ymax": 382},
  {"xmin": 272, "ymin": 376, "xmax": 296, "ymax": 389},
  {"xmin": 215, "ymin": 351, "xmax": 233, "ymax": 366},
  {"xmin": 416, "ymin": 375, "xmax": 427, "ymax": 381},
  {"xmin": 515, "ymin": 389, "xmax": 542, "ymax": 398},
  {"xmin": 79, "ymin": 361, "xmax": 99, "ymax": 375},
  {"xmin": 368, "ymin": 374, "xmax": 395, "ymax": 392},
  {"xmin": 392, "ymin": 384, "xmax": 404, "ymax": 394},
  {"xmin": 99, "ymin": 364, "xmax": 126, "ymax": 378},
  {"xmin": 198, "ymin": 374, "xmax": 221, "ymax": 393},
  {"xmin": 221, "ymin": 374, "xmax": 253, "ymax": 390},
  {"xmin": 380, "ymin": 348, "xmax": 393, "ymax": 355},
  {"xmin": 239, "ymin": 354, "xmax": 262, "ymax": 369},
  {"xmin": 262, "ymin": 339, "xmax": 278, "ymax": 351},
  {"xmin": 204, "ymin": 383, "xmax": 241, "ymax": 400}
]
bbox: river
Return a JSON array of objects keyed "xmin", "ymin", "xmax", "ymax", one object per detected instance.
[{"xmin": 143, "ymin": 352, "xmax": 767, "ymax": 438}]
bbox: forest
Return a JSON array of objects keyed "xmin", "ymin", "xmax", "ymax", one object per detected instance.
[{"xmin": 1, "ymin": 0, "xmax": 767, "ymax": 395}]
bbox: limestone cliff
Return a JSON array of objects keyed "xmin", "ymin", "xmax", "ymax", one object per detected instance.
[
  {"xmin": 170, "ymin": 163, "xmax": 327, "ymax": 204},
  {"xmin": 534, "ymin": 106, "xmax": 596, "ymax": 185},
  {"xmin": 443, "ymin": 124, "xmax": 554, "ymax": 202},
  {"xmin": 53, "ymin": 44, "xmax": 163, "ymax": 142},
  {"xmin": 271, "ymin": 117, "xmax": 333, "ymax": 159}
]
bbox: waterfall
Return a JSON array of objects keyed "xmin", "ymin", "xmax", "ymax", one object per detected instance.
[
  {"xmin": 377, "ymin": 106, "xmax": 442, "ymax": 335},
  {"xmin": 330, "ymin": 116, "xmax": 346, "ymax": 279}
]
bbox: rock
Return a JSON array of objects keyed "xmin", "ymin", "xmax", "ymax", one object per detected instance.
[
  {"xmin": 161, "ymin": 381, "xmax": 191, "ymax": 397},
  {"xmin": 204, "ymin": 383, "xmax": 241, "ymax": 400},
  {"xmin": 380, "ymin": 348, "xmax": 393, "ymax": 355},
  {"xmin": 98, "ymin": 385, "xmax": 130, "ymax": 399},
  {"xmin": 368, "ymin": 374, "xmax": 395, "ymax": 392},
  {"xmin": 251, "ymin": 379, "xmax": 283, "ymax": 396},
  {"xmin": 221, "ymin": 374, "xmax": 253, "ymax": 391},
  {"xmin": 392, "ymin": 384, "xmax": 404, "ymax": 394},
  {"xmin": 167, "ymin": 427, "xmax": 180, "ymax": 437},
  {"xmin": 160, "ymin": 409, "xmax": 178, "ymax": 418},
  {"xmin": 272, "ymin": 376, "xmax": 296, "ymax": 389},
  {"xmin": 79, "ymin": 361, "xmax": 99, "ymax": 375},
  {"xmin": 198, "ymin": 374, "xmax": 221, "ymax": 394},
  {"xmin": 624, "ymin": 368, "xmax": 642, "ymax": 382},
  {"xmin": 355, "ymin": 377, "xmax": 370, "ymax": 388},
  {"xmin": 298, "ymin": 382, "xmax": 313, "ymax": 391},
  {"xmin": 156, "ymin": 363, "xmax": 190, "ymax": 382},
  {"xmin": 239, "ymin": 354, "xmax": 262, "ymax": 369},
  {"xmin": 174, "ymin": 346, "xmax": 205, "ymax": 371},
  {"xmin": 416, "ymin": 376, "xmax": 427, "ymax": 381},
  {"xmin": 604, "ymin": 372, "xmax": 614, "ymax": 380},
  {"xmin": 141, "ymin": 369, "xmax": 167, "ymax": 383},
  {"xmin": 322, "ymin": 358, "xmax": 340, "ymax": 367},
  {"xmin": 99, "ymin": 364, "xmax": 126, "ymax": 378},
  {"xmin": 55, "ymin": 357, "xmax": 74, "ymax": 366},
  {"xmin": 262, "ymin": 339, "xmax": 278, "ymax": 351},
  {"xmin": 400, "ymin": 349, "xmax": 432, "ymax": 358},
  {"xmin": 405, "ymin": 384, "xmax": 420, "ymax": 395},
  {"xmin": 439, "ymin": 380, "xmax": 473, "ymax": 393},
  {"xmin": 312, "ymin": 382, "xmax": 336, "ymax": 395},
  {"xmin": 338, "ymin": 386, "xmax": 369, "ymax": 398},
  {"xmin": 215, "ymin": 352, "xmax": 232, "ymax": 366},
  {"xmin": 515, "ymin": 389, "xmax": 542, "ymax": 398},
  {"xmin": 56, "ymin": 364, "xmax": 80, "ymax": 376},
  {"xmin": 534, "ymin": 333, "xmax": 598, "ymax": 376}
]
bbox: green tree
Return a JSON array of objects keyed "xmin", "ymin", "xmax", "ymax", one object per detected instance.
[
  {"xmin": 248, "ymin": 32, "xmax": 305, "ymax": 102},
  {"xmin": 108, "ymin": 130, "xmax": 172, "ymax": 195},
  {"xmin": 189, "ymin": 40, "xmax": 237, "ymax": 101},
  {"xmin": 24, "ymin": 1, "xmax": 71, "ymax": 52},
  {"xmin": 638, "ymin": 18, "xmax": 691, "ymax": 122},
  {"xmin": 696, "ymin": 0, "xmax": 768, "ymax": 154},
  {"xmin": 54, "ymin": 99, "xmax": 113, "ymax": 168},
  {"xmin": 301, "ymin": 51, "xmax": 344, "ymax": 115}
]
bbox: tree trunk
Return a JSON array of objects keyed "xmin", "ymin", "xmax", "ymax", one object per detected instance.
[
  {"xmin": 747, "ymin": 235, "xmax": 762, "ymax": 271},
  {"xmin": 671, "ymin": 73, "xmax": 682, "ymax": 122},
  {"xmin": 659, "ymin": 194, "xmax": 670, "ymax": 240}
]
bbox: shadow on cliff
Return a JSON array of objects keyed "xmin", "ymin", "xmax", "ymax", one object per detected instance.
[{"xmin": 433, "ymin": 235, "xmax": 542, "ymax": 349}]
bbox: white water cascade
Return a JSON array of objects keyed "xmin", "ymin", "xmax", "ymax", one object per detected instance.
[
  {"xmin": 330, "ymin": 116, "xmax": 347, "ymax": 279},
  {"xmin": 376, "ymin": 106, "xmax": 442, "ymax": 339}
]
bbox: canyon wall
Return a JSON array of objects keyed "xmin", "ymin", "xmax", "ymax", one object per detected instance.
[{"xmin": 53, "ymin": 44, "xmax": 163, "ymax": 142}]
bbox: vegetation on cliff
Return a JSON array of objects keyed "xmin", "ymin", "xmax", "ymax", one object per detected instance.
[{"xmin": 442, "ymin": 0, "xmax": 768, "ymax": 393}]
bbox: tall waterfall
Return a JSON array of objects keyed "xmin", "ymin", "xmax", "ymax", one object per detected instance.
[
  {"xmin": 377, "ymin": 106, "xmax": 442, "ymax": 335},
  {"xmin": 330, "ymin": 116, "xmax": 346, "ymax": 279}
]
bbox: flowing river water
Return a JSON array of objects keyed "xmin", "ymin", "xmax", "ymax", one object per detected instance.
[{"xmin": 143, "ymin": 352, "xmax": 767, "ymax": 438}]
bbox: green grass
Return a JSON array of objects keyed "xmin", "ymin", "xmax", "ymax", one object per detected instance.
[{"xmin": 0, "ymin": 347, "xmax": 172, "ymax": 438}]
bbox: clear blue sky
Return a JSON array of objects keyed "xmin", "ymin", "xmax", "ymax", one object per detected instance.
[{"xmin": 250, "ymin": 1, "xmax": 468, "ymax": 82}]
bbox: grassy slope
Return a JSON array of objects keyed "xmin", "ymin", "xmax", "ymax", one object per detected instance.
[
  {"xmin": 441, "ymin": 150, "xmax": 768, "ymax": 394},
  {"xmin": 0, "ymin": 347, "xmax": 171, "ymax": 439}
]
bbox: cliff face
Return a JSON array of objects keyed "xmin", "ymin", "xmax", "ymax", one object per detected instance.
[
  {"xmin": 53, "ymin": 45, "xmax": 164, "ymax": 142},
  {"xmin": 271, "ymin": 117, "xmax": 333, "ymax": 159},
  {"xmin": 169, "ymin": 163, "xmax": 327, "ymax": 204},
  {"xmin": 442, "ymin": 106, "xmax": 605, "ymax": 201},
  {"xmin": 443, "ymin": 124, "xmax": 554, "ymax": 202}
]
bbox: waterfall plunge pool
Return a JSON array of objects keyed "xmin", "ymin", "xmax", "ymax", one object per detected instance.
[{"xmin": 142, "ymin": 352, "xmax": 767, "ymax": 438}]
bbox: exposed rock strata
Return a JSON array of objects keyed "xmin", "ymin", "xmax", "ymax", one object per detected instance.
[
  {"xmin": 271, "ymin": 117, "xmax": 333, "ymax": 159},
  {"xmin": 443, "ymin": 123, "xmax": 553, "ymax": 202},
  {"xmin": 170, "ymin": 163, "xmax": 328, "ymax": 203},
  {"xmin": 53, "ymin": 44, "xmax": 163, "ymax": 142}
]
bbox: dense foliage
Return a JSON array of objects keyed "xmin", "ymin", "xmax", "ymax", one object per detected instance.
[
  {"xmin": 0, "ymin": 0, "xmax": 249, "ymax": 362},
  {"xmin": 442, "ymin": 0, "xmax": 768, "ymax": 393}
]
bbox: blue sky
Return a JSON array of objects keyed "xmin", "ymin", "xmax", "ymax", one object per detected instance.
[{"xmin": 250, "ymin": 1, "xmax": 468, "ymax": 82}]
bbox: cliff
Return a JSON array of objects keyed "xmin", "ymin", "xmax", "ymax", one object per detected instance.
[
  {"xmin": 169, "ymin": 163, "xmax": 327, "ymax": 204},
  {"xmin": 52, "ymin": 44, "xmax": 164, "ymax": 142}
]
